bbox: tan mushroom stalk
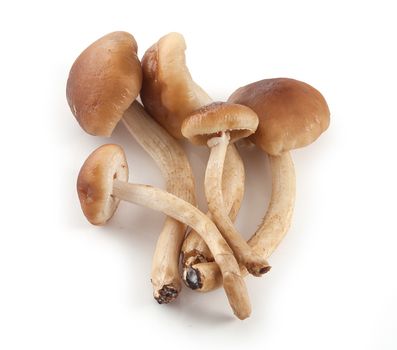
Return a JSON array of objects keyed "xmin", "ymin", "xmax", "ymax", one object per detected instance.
[
  {"xmin": 66, "ymin": 31, "xmax": 196, "ymax": 303},
  {"xmin": 183, "ymin": 78, "xmax": 330, "ymax": 292},
  {"xmin": 182, "ymin": 102, "xmax": 271, "ymax": 276},
  {"xmin": 182, "ymin": 145, "xmax": 245, "ymax": 272},
  {"xmin": 140, "ymin": 32, "xmax": 245, "ymax": 270},
  {"xmin": 77, "ymin": 144, "xmax": 251, "ymax": 320}
]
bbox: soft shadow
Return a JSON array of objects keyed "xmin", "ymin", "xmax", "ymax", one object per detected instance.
[{"xmin": 171, "ymin": 286, "xmax": 236, "ymax": 324}]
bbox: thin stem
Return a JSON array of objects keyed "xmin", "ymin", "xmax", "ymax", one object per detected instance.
[
  {"xmin": 122, "ymin": 101, "xmax": 196, "ymax": 303},
  {"xmin": 248, "ymin": 152, "xmax": 296, "ymax": 256},
  {"xmin": 185, "ymin": 152, "xmax": 296, "ymax": 292},
  {"xmin": 182, "ymin": 144, "xmax": 245, "ymax": 268},
  {"xmin": 205, "ymin": 133, "xmax": 270, "ymax": 276},
  {"xmin": 112, "ymin": 180, "xmax": 251, "ymax": 320}
]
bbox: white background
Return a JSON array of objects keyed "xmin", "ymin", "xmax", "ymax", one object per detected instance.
[{"xmin": 0, "ymin": 0, "xmax": 396, "ymax": 349}]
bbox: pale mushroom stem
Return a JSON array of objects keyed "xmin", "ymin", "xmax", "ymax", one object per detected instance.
[
  {"xmin": 112, "ymin": 179, "xmax": 251, "ymax": 320},
  {"xmin": 121, "ymin": 101, "xmax": 196, "ymax": 303},
  {"xmin": 248, "ymin": 152, "xmax": 296, "ymax": 256},
  {"xmin": 182, "ymin": 144, "xmax": 245, "ymax": 272},
  {"xmin": 185, "ymin": 152, "xmax": 296, "ymax": 292},
  {"xmin": 205, "ymin": 132, "xmax": 270, "ymax": 276}
]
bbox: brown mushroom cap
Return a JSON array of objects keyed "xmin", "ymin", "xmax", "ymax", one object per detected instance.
[
  {"xmin": 181, "ymin": 102, "xmax": 259, "ymax": 145},
  {"xmin": 141, "ymin": 32, "xmax": 212, "ymax": 139},
  {"xmin": 77, "ymin": 144, "xmax": 129, "ymax": 225},
  {"xmin": 228, "ymin": 78, "xmax": 330, "ymax": 155},
  {"xmin": 67, "ymin": 31, "xmax": 142, "ymax": 137}
]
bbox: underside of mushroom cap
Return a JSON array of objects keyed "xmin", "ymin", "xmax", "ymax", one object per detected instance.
[
  {"xmin": 77, "ymin": 144, "xmax": 129, "ymax": 225},
  {"xmin": 181, "ymin": 102, "xmax": 259, "ymax": 145},
  {"xmin": 228, "ymin": 78, "xmax": 330, "ymax": 155},
  {"xmin": 141, "ymin": 32, "xmax": 212, "ymax": 139},
  {"xmin": 67, "ymin": 31, "xmax": 142, "ymax": 137}
]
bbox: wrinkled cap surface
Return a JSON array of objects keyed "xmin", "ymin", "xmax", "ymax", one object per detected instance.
[
  {"xmin": 77, "ymin": 144, "xmax": 129, "ymax": 225},
  {"xmin": 228, "ymin": 78, "xmax": 330, "ymax": 155},
  {"xmin": 181, "ymin": 102, "xmax": 259, "ymax": 145},
  {"xmin": 141, "ymin": 32, "xmax": 212, "ymax": 139},
  {"xmin": 67, "ymin": 31, "xmax": 142, "ymax": 136}
]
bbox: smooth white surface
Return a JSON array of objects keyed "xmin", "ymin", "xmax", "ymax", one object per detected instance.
[{"xmin": 0, "ymin": 0, "xmax": 396, "ymax": 349}]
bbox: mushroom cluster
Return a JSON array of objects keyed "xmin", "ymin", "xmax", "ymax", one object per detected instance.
[{"xmin": 67, "ymin": 31, "xmax": 330, "ymax": 320}]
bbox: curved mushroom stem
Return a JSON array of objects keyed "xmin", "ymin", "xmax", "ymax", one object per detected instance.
[
  {"xmin": 205, "ymin": 132, "xmax": 270, "ymax": 276},
  {"xmin": 185, "ymin": 152, "xmax": 296, "ymax": 292},
  {"xmin": 182, "ymin": 144, "xmax": 245, "ymax": 270},
  {"xmin": 122, "ymin": 101, "xmax": 196, "ymax": 303},
  {"xmin": 112, "ymin": 180, "xmax": 251, "ymax": 320},
  {"xmin": 248, "ymin": 153, "xmax": 296, "ymax": 256}
]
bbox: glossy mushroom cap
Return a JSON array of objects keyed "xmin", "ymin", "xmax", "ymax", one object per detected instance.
[
  {"xmin": 141, "ymin": 32, "xmax": 212, "ymax": 139},
  {"xmin": 67, "ymin": 31, "xmax": 142, "ymax": 137},
  {"xmin": 228, "ymin": 78, "xmax": 330, "ymax": 155},
  {"xmin": 77, "ymin": 144, "xmax": 129, "ymax": 225},
  {"xmin": 181, "ymin": 102, "xmax": 259, "ymax": 145}
]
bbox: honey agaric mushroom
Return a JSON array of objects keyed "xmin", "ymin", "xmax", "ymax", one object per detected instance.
[
  {"xmin": 140, "ymin": 32, "xmax": 245, "ymax": 271},
  {"xmin": 66, "ymin": 31, "xmax": 196, "ymax": 303},
  {"xmin": 141, "ymin": 32, "xmax": 212, "ymax": 139},
  {"xmin": 77, "ymin": 144, "xmax": 251, "ymax": 320},
  {"xmin": 182, "ymin": 102, "xmax": 271, "ymax": 276},
  {"xmin": 184, "ymin": 78, "xmax": 330, "ymax": 292}
]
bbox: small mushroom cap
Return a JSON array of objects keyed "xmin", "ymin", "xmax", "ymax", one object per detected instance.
[
  {"xmin": 228, "ymin": 78, "xmax": 330, "ymax": 155},
  {"xmin": 141, "ymin": 32, "xmax": 212, "ymax": 139},
  {"xmin": 181, "ymin": 102, "xmax": 259, "ymax": 146},
  {"xmin": 77, "ymin": 144, "xmax": 129, "ymax": 225},
  {"xmin": 67, "ymin": 32, "xmax": 142, "ymax": 137}
]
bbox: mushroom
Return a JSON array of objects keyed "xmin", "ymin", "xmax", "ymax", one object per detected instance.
[
  {"xmin": 182, "ymin": 102, "xmax": 271, "ymax": 276},
  {"xmin": 140, "ymin": 32, "xmax": 245, "ymax": 270},
  {"xmin": 141, "ymin": 32, "xmax": 212, "ymax": 139},
  {"xmin": 77, "ymin": 144, "xmax": 251, "ymax": 320},
  {"xmin": 66, "ymin": 31, "xmax": 196, "ymax": 303},
  {"xmin": 183, "ymin": 78, "xmax": 330, "ymax": 291}
]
